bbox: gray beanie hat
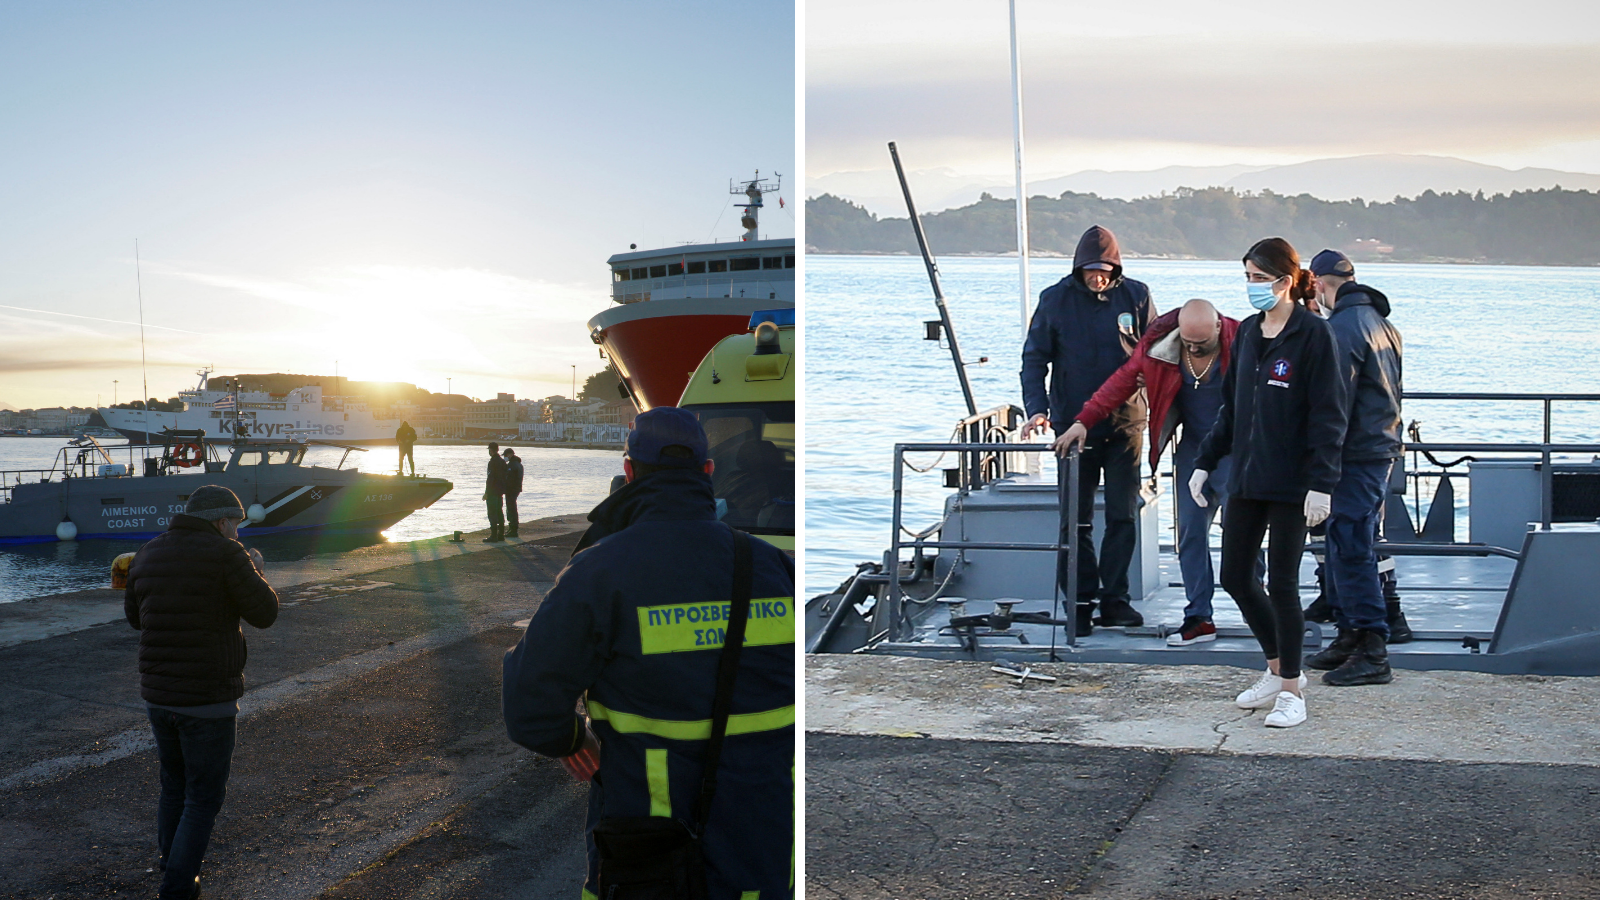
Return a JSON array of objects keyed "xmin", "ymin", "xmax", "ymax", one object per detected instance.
[{"xmin": 184, "ymin": 484, "xmax": 246, "ymax": 522}]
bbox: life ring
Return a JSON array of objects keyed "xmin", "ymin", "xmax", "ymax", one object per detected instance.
[{"xmin": 172, "ymin": 443, "xmax": 204, "ymax": 468}]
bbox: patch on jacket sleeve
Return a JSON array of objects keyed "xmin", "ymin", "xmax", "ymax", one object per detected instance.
[{"xmin": 636, "ymin": 598, "xmax": 795, "ymax": 654}]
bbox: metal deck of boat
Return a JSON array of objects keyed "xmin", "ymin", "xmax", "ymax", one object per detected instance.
[{"xmin": 807, "ymin": 398, "xmax": 1600, "ymax": 677}]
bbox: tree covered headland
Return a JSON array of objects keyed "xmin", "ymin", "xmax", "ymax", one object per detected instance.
[{"xmin": 806, "ymin": 187, "xmax": 1600, "ymax": 266}]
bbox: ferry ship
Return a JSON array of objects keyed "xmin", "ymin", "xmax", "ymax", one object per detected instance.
[
  {"xmin": 589, "ymin": 173, "xmax": 796, "ymax": 410},
  {"xmin": 93, "ymin": 368, "xmax": 408, "ymax": 444}
]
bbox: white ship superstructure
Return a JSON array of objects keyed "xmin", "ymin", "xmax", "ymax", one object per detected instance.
[{"xmin": 97, "ymin": 368, "xmax": 408, "ymax": 444}]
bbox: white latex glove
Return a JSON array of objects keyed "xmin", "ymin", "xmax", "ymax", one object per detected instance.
[
  {"xmin": 1188, "ymin": 469, "xmax": 1210, "ymax": 508},
  {"xmin": 1304, "ymin": 490, "xmax": 1332, "ymax": 527}
]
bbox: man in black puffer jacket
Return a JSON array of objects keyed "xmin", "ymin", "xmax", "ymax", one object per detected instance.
[{"xmin": 125, "ymin": 484, "xmax": 278, "ymax": 900}]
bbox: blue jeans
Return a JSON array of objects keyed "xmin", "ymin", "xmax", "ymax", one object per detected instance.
[
  {"xmin": 148, "ymin": 708, "xmax": 236, "ymax": 899},
  {"xmin": 1325, "ymin": 460, "xmax": 1392, "ymax": 638},
  {"xmin": 1173, "ymin": 441, "xmax": 1233, "ymax": 620}
]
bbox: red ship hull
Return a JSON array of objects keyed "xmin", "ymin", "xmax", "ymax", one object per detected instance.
[{"xmin": 588, "ymin": 297, "xmax": 793, "ymax": 410}]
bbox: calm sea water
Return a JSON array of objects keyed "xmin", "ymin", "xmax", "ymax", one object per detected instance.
[
  {"xmin": 0, "ymin": 439, "xmax": 621, "ymax": 601},
  {"xmin": 804, "ymin": 255, "xmax": 1600, "ymax": 599}
]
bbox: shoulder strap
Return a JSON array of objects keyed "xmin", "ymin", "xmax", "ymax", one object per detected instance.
[{"xmin": 692, "ymin": 527, "xmax": 754, "ymax": 834}]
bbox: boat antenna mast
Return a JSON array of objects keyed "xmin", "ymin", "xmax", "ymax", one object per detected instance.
[
  {"xmin": 135, "ymin": 240, "xmax": 151, "ymax": 442},
  {"xmin": 889, "ymin": 142, "xmax": 978, "ymax": 418},
  {"xmin": 732, "ymin": 171, "xmax": 781, "ymax": 242}
]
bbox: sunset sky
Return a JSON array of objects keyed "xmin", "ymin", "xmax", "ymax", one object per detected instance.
[
  {"xmin": 807, "ymin": 0, "xmax": 1600, "ymax": 183},
  {"xmin": 0, "ymin": 1, "xmax": 795, "ymax": 410}
]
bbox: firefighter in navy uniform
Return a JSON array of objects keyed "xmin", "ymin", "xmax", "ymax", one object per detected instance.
[{"xmin": 502, "ymin": 407, "xmax": 796, "ymax": 900}]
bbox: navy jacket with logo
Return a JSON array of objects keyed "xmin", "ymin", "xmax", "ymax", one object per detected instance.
[
  {"xmin": 502, "ymin": 469, "xmax": 795, "ymax": 900},
  {"xmin": 1328, "ymin": 282, "xmax": 1403, "ymax": 462},
  {"xmin": 1020, "ymin": 226, "xmax": 1153, "ymax": 442},
  {"xmin": 1195, "ymin": 302, "xmax": 1348, "ymax": 502}
]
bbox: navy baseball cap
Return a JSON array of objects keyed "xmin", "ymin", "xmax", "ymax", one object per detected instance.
[
  {"xmin": 625, "ymin": 407, "xmax": 708, "ymax": 468},
  {"xmin": 1310, "ymin": 249, "xmax": 1355, "ymax": 278}
]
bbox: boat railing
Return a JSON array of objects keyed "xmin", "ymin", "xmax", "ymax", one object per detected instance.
[{"xmin": 881, "ymin": 441, "xmax": 1084, "ymax": 646}]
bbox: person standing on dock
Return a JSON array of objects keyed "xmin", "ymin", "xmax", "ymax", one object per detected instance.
[
  {"xmin": 1192, "ymin": 238, "xmax": 1348, "ymax": 728},
  {"xmin": 502, "ymin": 407, "xmax": 796, "ymax": 900},
  {"xmin": 123, "ymin": 485, "xmax": 278, "ymax": 900},
  {"xmin": 1303, "ymin": 249, "xmax": 1409, "ymax": 685},
  {"xmin": 395, "ymin": 420, "xmax": 417, "ymax": 476},
  {"xmin": 1021, "ymin": 224, "xmax": 1154, "ymax": 634},
  {"xmin": 1059, "ymin": 299, "xmax": 1242, "ymax": 647},
  {"xmin": 483, "ymin": 441, "xmax": 509, "ymax": 542},
  {"xmin": 501, "ymin": 447, "xmax": 523, "ymax": 537}
]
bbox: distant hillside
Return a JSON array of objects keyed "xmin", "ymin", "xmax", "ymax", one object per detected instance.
[
  {"xmin": 208, "ymin": 374, "xmax": 463, "ymax": 407},
  {"xmin": 810, "ymin": 154, "xmax": 1600, "ymax": 217},
  {"xmin": 805, "ymin": 187, "xmax": 1600, "ymax": 266}
]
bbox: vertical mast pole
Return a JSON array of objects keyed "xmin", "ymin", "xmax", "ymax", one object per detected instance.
[
  {"xmin": 1009, "ymin": 0, "xmax": 1031, "ymax": 341},
  {"xmin": 135, "ymin": 240, "xmax": 150, "ymax": 442}
]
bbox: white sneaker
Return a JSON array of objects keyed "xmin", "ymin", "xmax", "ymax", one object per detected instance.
[
  {"xmin": 1264, "ymin": 691, "xmax": 1307, "ymax": 728},
  {"xmin": 1235, "ymin": 668, "xmax": 1308, "ymax": 709}
]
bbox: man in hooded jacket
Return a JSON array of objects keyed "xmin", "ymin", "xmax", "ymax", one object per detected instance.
[
  {"xmin": 503, "ymin": 407, "xmax": 795, "ymax": 900},
  {"xmin": 1302, "ymin": 250, "xmax": 1408, "ymax": 686},
  {"xmin": 1021, "ymin": 225, "xmax": 1154, "ymax": 631}
]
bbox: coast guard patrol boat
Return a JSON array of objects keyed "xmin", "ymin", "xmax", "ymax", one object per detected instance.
[{"xmin": 0, "ymin": 433, "xmax": 452, "ymax": 544}]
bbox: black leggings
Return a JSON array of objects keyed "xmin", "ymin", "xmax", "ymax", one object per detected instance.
[{"xmin": 1220, "ymin": 497, "xmax": 1308, "ymax": 679}]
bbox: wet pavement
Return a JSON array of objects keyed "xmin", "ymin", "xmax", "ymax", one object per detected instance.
[{"xmin": 0, "ymin": 517, "xmax": 593, "ymax": 900}]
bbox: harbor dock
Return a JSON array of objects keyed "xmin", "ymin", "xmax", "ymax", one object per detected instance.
[
  {"xmin": 806, "ymin": 655, "xmax": 1600, "ymax": 899},
  {"xmin": 0, "ymin": 515, "xmax": 593, "ymax": 899}
]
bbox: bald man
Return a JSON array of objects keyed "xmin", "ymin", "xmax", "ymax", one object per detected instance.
[{"xmin": 1063, "ymin": 299, "xmax": 1242, "ymax": 645}]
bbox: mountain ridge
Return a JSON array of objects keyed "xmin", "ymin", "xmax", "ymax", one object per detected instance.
[{"xmin": 809, "ymin": 154, "xmax": 1600, "ymax": 217}]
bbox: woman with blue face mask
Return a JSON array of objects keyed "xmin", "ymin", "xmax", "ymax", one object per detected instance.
[{"xmin": 1189, "ymin": 237, "xmax": 1349, "ymax": 728}]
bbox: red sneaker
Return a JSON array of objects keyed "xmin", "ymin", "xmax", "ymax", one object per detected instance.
[{"xmin": 1167, "ymin": 617, "xmax": 1217, "ymax": 646}]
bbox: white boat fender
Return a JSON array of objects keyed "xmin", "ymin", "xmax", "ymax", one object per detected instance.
[
  {"xmin": 247, "ymin": 503, "xmax": 266, "ymax": 524},
  {"xmin": 56, "ymin": 519, "xmax": 78, "ymax": 542}
]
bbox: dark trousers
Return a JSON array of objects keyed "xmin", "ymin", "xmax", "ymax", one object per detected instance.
[
  {"xmin": 398, "ymin": 445, "xmax": 415, "ymax": 475},
  {"xmin": 503, "ymin": 492, "xmax": 519, "ymax": 530},
  {"xmin": 1325, "ymin": 460, "xmax": 1392, "ymax": 637},
  {"xmin": 147, "ymin": 708, "xmax": 236, "ymax": 899},
  {"xmin": 1221, "ymin": 497, "xmax": 1308, "ymax": 679},
  {"xmin": 486, "ymin": 493, "xmax": 504, "ymax": 528},
  {"xmin": 1057, "ymin": 434, "xmax": 1139, "ymax": 603}
]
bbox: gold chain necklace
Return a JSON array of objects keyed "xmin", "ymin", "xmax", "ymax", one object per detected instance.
[{"xmin": 1184, "ymin": 348, "xmax": 1216, "ymax": 388}]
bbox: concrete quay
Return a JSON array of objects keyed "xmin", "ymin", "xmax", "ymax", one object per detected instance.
[
  {"xmin": 806, "ymin": 654, "xmax": 1600, "ymax": 900},
  {"xmin": 0, "ymin": 516, "xmax": 594, "ymax": 899}
]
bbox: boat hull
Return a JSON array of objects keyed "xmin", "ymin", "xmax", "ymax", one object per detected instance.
[
  {"xmin": 589, "ymin": 297, "xmax": 793, "ymax": 410},
  {"xmin": 0, "ymin": 468, "xmax": 451, "ymax": 544}
]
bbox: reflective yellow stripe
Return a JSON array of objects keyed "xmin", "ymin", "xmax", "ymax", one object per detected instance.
[
  {"xmin": 741, "ymin": 892, "xmax": 760, "ymax": 900},
  {"xmin": 637, "ymin": 597, "xmax": 795, "ymax": 655},
  {"xmin": 646, "ymin": 748, "xmax": 671, "ymax": 817},
  {"xmin": 587, "ymin": 701, "xmax": 795, "ymax": 740},
  {"xmin": 581, "ymin": 890, "xmax": 597, "ymax": 900}
]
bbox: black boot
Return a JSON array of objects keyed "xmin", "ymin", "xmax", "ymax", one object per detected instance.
[
  {"xmin": 1306, "ymin": 628, "xmax": 1360, "ymax": 670},
  {"xmin": 483, "ymin": 525, "xmax": 504, "ymax": 543},
  {"xmin": 1073, "ymin": 602, "xmax": 1095, "ymax": 638},
  {"xmin": 1303, "ymin": 591, "xmax": 1336, "ymax": 624},
  {"xmin": 1322, "ymin": 629, "xmax": 1394, "ymax": 686},
  {"xmin": 1385, "ymin": 599, "xmax": 1413, "ymax": 644},
  {"xmin": 506, "ymin": 524, "xmax": 519, "ymax": 538},
  {"xmin": 1095, "ymin": 597, "xmax": 1144, "ymax": 628}
]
